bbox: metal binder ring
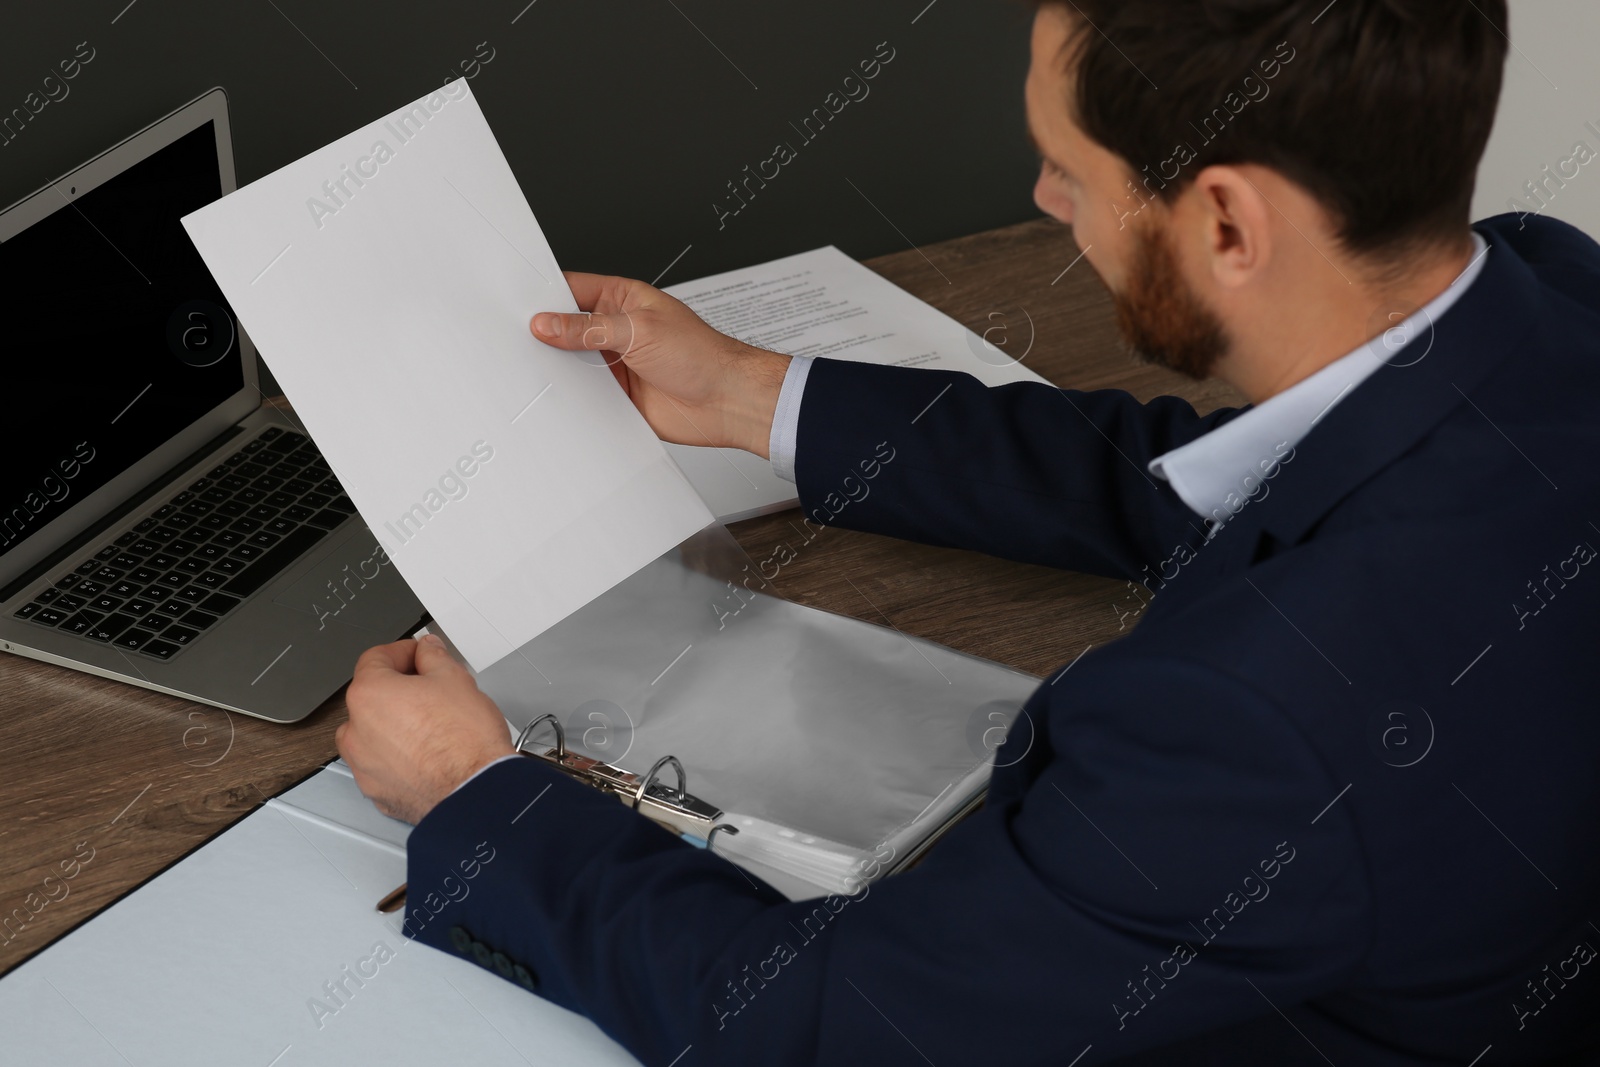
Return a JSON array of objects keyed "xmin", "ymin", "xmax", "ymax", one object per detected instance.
[
  {"xmin": 515, "ymin": 712, "xmax": 566, "ymax": 759},
  {"xmin": 705, "ymin": 823, "xmax": 740, "ymax": 853},
  {"xmin": 634, "ymin": 754, "xmax": 687, "ymax": 810}
]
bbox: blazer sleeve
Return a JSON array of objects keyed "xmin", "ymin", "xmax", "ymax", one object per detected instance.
[
  {"xmin": 402, "ymin": 656, "xmax": 1370, "ymax": 1066},
  {"xmin": 792, "ymin": 359, "xmax": 1243, "ymax": 581}
]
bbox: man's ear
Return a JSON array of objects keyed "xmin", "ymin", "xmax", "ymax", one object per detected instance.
[{"xmin": 1187, "ymin": 164, "xmax": 1274, "ymax": 290}]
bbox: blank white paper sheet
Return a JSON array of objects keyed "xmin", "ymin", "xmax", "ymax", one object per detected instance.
[{"xmin": 182, "ymin": 81, "xmax": 714, "ymax": 671}]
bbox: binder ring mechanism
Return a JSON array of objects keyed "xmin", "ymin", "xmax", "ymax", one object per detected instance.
[{"xmin": 514, "ymin": 713, "xmax": 738, "ymax": 850}]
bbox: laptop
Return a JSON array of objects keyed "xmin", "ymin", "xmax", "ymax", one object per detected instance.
[{"xmin": 0, "ymin": 88, "xmax": 425, "ymax": 724}]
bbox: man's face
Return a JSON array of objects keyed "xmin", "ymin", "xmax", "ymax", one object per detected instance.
[{"xmin": 1024, "ymin": 7, "xmax": 1228, "ymax": 379}]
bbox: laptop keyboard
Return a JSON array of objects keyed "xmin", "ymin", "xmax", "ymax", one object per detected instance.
[{"xmin": 11, "ymin": 426, "xmax": 355, "ymax": 661}]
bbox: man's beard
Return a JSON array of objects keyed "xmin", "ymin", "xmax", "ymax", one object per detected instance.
[{"xmin": 1109, "ymin": 223, "xmax": 1229, "ymax": 380}]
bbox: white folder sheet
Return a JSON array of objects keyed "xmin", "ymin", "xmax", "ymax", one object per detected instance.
[
  {"xmin": 0, "ymin": 762, "xmax": 641, "ymax": 1067},
  {"xmin": 181, "ymin": 80, "xmax": 713, "ymax": 672}
]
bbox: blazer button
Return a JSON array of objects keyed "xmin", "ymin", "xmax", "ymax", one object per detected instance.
[
  {"xmin": 471, "ymin": 941, "xmax": 494, "ymax": 969},
  {"xmin": 490, "ymin": 951, "xmax": 515, "ymax": 979},
  {"xmin": 512, "ymin": 964, "xmax": 536, "ymax": 991},
  {"xmin": 448, "ymin": 925, "xmax": 472, "ymax": 954}
]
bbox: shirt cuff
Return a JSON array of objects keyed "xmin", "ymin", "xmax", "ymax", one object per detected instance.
[
  {"xmin": 767, "ymin": 355, "xmax": 813, "ymax": 484},
  {"xmin": 450, "ymin": 753, "xmax": 521, "ymax": 797}
]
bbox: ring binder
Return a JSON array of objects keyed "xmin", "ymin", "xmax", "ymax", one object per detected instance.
[{"xmin": 514, "ymin": 714, "xmax": 724, "ymax": 839}]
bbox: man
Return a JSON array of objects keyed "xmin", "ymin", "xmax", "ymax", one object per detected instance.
[{"xmin": 337, "ymin": 0, "xmax": 1600, "ymax": 1062}]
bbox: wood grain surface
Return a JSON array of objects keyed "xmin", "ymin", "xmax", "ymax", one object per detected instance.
[{"xmin": 0, "ymin": 216, "xmax": 1241, "ymax": 975}]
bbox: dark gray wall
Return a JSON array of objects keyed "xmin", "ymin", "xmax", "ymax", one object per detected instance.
[{"xmin": 3, "ymin": 0, "xmax": 1044, "ymax": 392}]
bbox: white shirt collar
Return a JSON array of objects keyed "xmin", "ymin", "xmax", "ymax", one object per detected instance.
[{"xmin": 1148, "ymin": 231, "xmax": 1490, "ymax": 531}]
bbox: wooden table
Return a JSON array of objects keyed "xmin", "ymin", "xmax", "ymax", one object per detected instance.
[{"xmin": 0, "ymin": 216, "xmax": 1242, "ymax": 976}]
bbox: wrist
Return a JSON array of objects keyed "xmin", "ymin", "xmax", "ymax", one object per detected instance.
[{"xmin": 718, "ymin": 346, "xmax": 790, "ymax": 458}]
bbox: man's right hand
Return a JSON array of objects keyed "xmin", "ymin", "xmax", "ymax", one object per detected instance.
[{"xmin": 531, "ymin": 272, "xmax": 791, "ymax": 458}]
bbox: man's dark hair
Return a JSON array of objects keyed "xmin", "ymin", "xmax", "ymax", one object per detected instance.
[{"xmin": 1038, "ymin": 0, "xmax": 1508, "ymax": 259}]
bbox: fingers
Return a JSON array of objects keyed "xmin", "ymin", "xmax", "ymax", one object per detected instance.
[
  {"xmin": 352, "ymin": 639, "xmax": 419, "ymax": 680},
  {"xmin": 562, "ymin": 271, "xmax": 619, "ymax": 312},
  {"xmin": 531, "ymin": 309, "xmax": 636, "ymax": 355},
  {"xmin": 412, "ymin": 632, "xmax": 468, "ymax": 678}
]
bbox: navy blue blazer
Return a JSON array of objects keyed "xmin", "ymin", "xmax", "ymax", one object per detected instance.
[{"xmin": 405, "ymin": 214, "xmax": 1600, "ymax": 1065}]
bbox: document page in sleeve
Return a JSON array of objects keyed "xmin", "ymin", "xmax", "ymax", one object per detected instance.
[
  {"xmin": 181, "ymin": 80, "xmax": 713, "ymax": 671},
  {"xmin": 662, "ymin": 245, "xmax": 1053, "ymax": 522}
]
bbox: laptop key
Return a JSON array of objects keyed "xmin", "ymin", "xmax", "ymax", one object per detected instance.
[
  {"xmin": 264, "ymin": 518, "xmax": 298, "ymax": 536},
  {"xmin": 34, "ymin": 588, "xmax": 60, "ymax": 604},
  {"xmin": 210, "ymin": 531, "xmax": 244, "ymax": 548},
  {"xmin": 230, "ymin": 544, "xmax": 263, "ymax": 562},
  {"xmin": 264, "ymin": 430, "xmax": 304, "ymax": 452},
  {"xmin": 230, "ymin": 517, "xmax": 263, "ymax": 533},
  {"xmin": 75, "ymin": 560, "xmax": 100, "ymax": 576},
  {"xmin": 242, "ymin": 437, "xmax": 268, "ymax": 453},
  {"xmin": 168, "ymin": 539, "xmax": 200, "ymax": 556},
  {"xmin": 176, "ymin": 587, "xmax": 211, "ymax": 604},
  {"xmin": 54, "ymin": 593, "xmax": 87, "ymax": 612},
  {"xmin": 220, "ymin": 474, "xmax": 249, "ymax": 492},
  {"xmin": 124, "ymin": 598, "xmax": 155, "ymax": 617},
  {"xmin": 195, "ymin": 543, "xmax": 227, "ymax": 561},
  {"xmin": 199, "ymin": 592, "xmax": 242, "ymax": 615},
  {"xmin": 75, "ymin": 580, "xmax": 106, "ymax": 597},
  {"xmin": 13, "ymin": 603, "xmax": 41, "ymax": 620},
  {"xmin": 156, "ymin": 600, "xmax": 187, "ymax": 617},
  {"xmin": 284, "ymin": 480, "xmax": 316, "ymax": 497},
  {"xmin": 60, "ymin": 611, "xmax": 104, "ymax": 635},
  {"xmin": 284, "ymin": 504, "xmax": 315, "ymax": 522},
  {"xmin": 192, "ymin": 572, "xmax": 226, "ymax": 590},
  {"xmin": 92, "ymin": 566, "xmax": 124, "ymax": 582},
  {"xmin": 130, "ymin": 539, "xmax": 161, "ymax": 555},
  {"xmin": 235, "ymin": 461, "xmax": 267, "ymax": 478},
  {"xmin": 88, "ymin": 594, "xmax": 124, "ymax": 612},
  {"xmin": 178, "ymin": 610, "xmax": 218, "ymax": 631},
  {"xmin": 199, "ymin": 514, "xmax": 231, "ymax": 530},
  {"xmin": 115, "ymin": 532, "xmax": 140, "ymax": 548},
  {"xmin": 260, "ymin": 427, "xmax": 283, "ymax": 441},
  {"xmin": 201, "ymin": 487, "xmax": 230, "ymax": 503},
  {"xmin": 178, "ymin": 558, "xmax": 209, "ymax": 574},
  {"xmin": 181, "ymin": 500, "xmax": 214, "ymax": 516},
  {"xmin": 248, "ymin": 531, "xmax": 281, "ymax": 549},
  {"xmin": 147, "ymin": 527, "xmax": 179, "ymax": 543},
  {"xmin": 140, "ymin": 640, "xmax": 180, "ymax": 660},
  {"xmin": 265, "ymin": 491, "xmax": 297, "ymax": 509},
  {"xmin": 172, "ymin": 491, "xmax": 194, "ymax": 505},
  {"xmin": 301, "ymin": 491, "xmax": 331, "ymax": 509},
  {"xmin": 167, "ymin": 514, "xmax": 196, "ymax": 529},
  {"xmin": 139, "ymin": 613, "xmax": 171, "ymax": 634},
  {"xmin": 189, "ymin": 477, "xmax": 213, "ymax": 492},
  {"xmin": 95, "ymin": 546, "xmax": 120, "ymax": 562},
  {"xmin": 55, "ymin": 574, "xmax": 82, "ymax": 591},
  {"xmin": 31, "ymin": 606, "xmax": 69, "ymax": 626},
  {"xmin": 163, "ymin": 625, "xmax": 200, "ymax": 645},
  {"xmin": 141, "ymin": 585, "xmax": 172, "ymax": 602},
  {"xmin": 247, "ymin": 504, "xmax": 278, "ymax": 521},
  {"xmin": 109, "ymin": 581, "xmax": 141, "ymax": 599},
  {"xmin": 307, "ymin": 509, "xmax": 346, "ymax": 531},
  {"xmin": 113, "ymin": 629, "xmax": 155, "ymax": 651},
  {"xmin": 154, "ymin": 504, "xmax": 177, "ymax": 519},
  {"xmin": 223, "ymin": 525, "xmax": 328, "ymax": 597},
  {"xmin": 87, "ymin": 614, "xmax": 137, "ymax": 642},
  {"xmin": 111, "ymin": 553, "xmax": 143, "ymax": 569},
  {"xmin": 147, "ymin": 553, "xmax": 179, "ymax": 570},
  {"xmin": 159, "ymin": 572, "xmax": 189, "ymax": 587},
  {"xmin": 134, "ymin": 517, "xmax": 158, "ymax": 532},
  {"xmin": 255, "ymin": 476, "xmax": 284, "ymax": 492}
]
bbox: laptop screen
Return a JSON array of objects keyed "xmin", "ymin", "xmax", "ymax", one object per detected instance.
[{"xmin": 0, "ymin": 120, "xmax": 245, "ymax": 562}]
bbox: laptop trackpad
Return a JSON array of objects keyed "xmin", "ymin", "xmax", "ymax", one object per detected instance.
[{"xmin": 271, "ymin": 524, "xmax": 399, "ymax": 634}]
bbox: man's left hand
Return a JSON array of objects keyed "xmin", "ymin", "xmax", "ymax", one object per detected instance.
[{"xmin": 337, "ymin": 634, "xmax": 516, "ymax": 825}]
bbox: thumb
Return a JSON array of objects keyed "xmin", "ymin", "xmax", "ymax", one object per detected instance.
[
  {"xmin": 531, "ymin": 310, "xmax": 636, "ymax": 355},
  {"xmin": 413, "ymin": 633, "xmax": 468, "ymax": 678}
]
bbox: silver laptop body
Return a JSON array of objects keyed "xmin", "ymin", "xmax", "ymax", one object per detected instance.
[{"xmin": 0, "ymin": 88, "xmax": 424, "ymax": 723}]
